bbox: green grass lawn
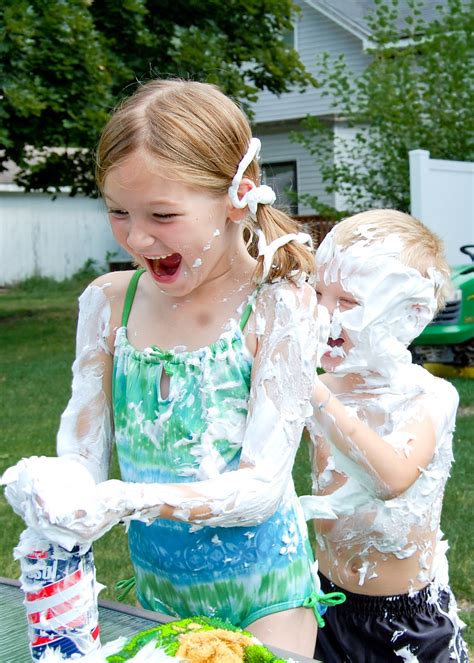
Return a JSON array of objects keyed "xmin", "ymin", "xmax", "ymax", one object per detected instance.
[{"xmin": 0, "ymin": 275, "xmax": 472, "ymax": 651}]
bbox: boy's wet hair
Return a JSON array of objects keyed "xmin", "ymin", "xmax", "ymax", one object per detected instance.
[
  {"xmin": 96, "ymin": 79, "xmax": 314, "ymax": 283},
  {"xmin": 331, "ymin": 209, "xmax": 451, "ymax": 312}
]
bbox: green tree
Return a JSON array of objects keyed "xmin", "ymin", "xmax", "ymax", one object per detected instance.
[
  {"xmin": 292, "ymin": 0, "xmax": 474, "ymax": 217},
  {"xmin": 0, "ymin": 0, "xmax": 311, "ymax": 195}
]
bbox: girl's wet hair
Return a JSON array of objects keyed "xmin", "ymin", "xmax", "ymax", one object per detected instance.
[{"xmin": 96, "ymin": 79, "xmax": 314, "ymax": 282}]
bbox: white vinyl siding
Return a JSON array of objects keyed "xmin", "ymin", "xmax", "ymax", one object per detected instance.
[
  {"xmin": 251, "ymin": 0, "xmax": 373, "ymax": 212},
  {"xmin": 251, "ymin": 0, "xmax": 370, "ymax": 123}
]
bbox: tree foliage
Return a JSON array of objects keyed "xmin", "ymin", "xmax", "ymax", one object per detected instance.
[
  {"xmin": 0, "ymin": 0, "xmax": 311, "ymax": 195},
  {"xmin": 292, "ymin": 0, "xmax": 474, "ymax": 217}
]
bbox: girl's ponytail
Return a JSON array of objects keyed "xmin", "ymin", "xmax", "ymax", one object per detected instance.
[
  {"xmin": 227, "ymin": 137, "xmax": 315, "ymax": 283},
  {"xmin": 252, "ymin": 205, "xmax": 315, "ymax": 283}
]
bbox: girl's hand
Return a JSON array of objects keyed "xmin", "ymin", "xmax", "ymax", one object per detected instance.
[{"xmin": 1, "ymin": 456, "xmax": 124, "ymax": 548}]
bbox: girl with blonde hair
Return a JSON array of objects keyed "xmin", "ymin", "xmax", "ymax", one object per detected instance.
[{"xmin": 5, "ymin": 79, "xmax": 341, "ymax": 656}]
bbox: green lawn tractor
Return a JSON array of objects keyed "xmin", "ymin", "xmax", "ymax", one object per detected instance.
[{"xmin": 410, "ymin": 245, "xmax": 474, "ymax": 367}]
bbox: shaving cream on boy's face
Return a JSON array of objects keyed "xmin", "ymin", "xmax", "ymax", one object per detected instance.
[{"xmin": 316, "ymin": 225, "xmax": 440, "ymax": 378}]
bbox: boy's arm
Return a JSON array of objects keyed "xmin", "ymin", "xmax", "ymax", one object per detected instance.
[{"xmin": 310, "ymin": 378, "xmax": 443, "ymax": 499}]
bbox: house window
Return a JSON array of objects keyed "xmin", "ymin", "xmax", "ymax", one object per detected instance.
[{"xmin": 262, "ymin": 161, "xmax": 298, "ymax": 215}]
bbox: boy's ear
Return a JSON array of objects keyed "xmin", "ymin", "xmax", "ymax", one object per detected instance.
[
  {"xmin": 411, "ymin": 302, "xmax": 432, "ymax": 320},
  {"xmin": 227, "ymin": 177, "xmax": 254, "ymax": 222}
]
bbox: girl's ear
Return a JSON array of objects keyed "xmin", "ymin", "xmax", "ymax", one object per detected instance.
[{"xmin": 227, "ymin": 177, "xmax": 254, "ymax": 222}]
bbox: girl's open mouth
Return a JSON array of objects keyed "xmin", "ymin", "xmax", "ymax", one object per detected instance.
[{"xmin": 145, "ymin": 253, "xmax": 182, "ymax": 283}]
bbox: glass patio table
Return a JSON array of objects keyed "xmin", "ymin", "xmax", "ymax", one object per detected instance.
[{"xmin": 0, "ymin": 577, "xmax": 321, "ymax": 663}]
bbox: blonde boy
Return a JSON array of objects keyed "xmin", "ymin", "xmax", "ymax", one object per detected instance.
[{"xmin": 302, "ymin": 210, "xmax": 469, "ymax": 662}]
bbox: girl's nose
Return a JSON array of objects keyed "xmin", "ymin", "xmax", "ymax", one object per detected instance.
[{"xmin": 126, "ymin": 219, "xmax": 155, "ymax": 252}]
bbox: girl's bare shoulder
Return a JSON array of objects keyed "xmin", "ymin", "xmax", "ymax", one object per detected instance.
[
  {"xmin": 90, "ymin": 269, "xmax": 136, "ymax": 293},
  {"xmin": 85, "ymin": 270, "xmax": 138, "ymax": 329}
]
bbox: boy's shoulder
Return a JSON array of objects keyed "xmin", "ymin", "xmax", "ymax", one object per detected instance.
[
  {"xmin": 414, "ymin": 365, "xmax": 459, "ymax": 411},
  {"xmin": 400, "ymin": 366, "xmax": 459, "ymax": 435},
  {"xmin": 320, "ymin": 364, "xmax": 459, "ymax": 418}
]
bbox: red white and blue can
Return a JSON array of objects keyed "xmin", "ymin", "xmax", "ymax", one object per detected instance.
[{"xmin": 20, "ymin": 542, "xmax": 100, "ymax": 660}]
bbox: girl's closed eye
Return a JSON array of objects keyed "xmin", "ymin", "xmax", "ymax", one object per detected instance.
[
  {"xmin": 108, "ymin": 208, "xmax": 128, "ymax": 217},
  {"xmin": 152, "ymin": 213, "xmax": 179, "ymax": 221}
]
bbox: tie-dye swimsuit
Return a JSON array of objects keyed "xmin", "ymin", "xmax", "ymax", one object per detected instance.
[{"xmin": 112, "ymin": 269, "xmax": 317, "ymax": 627}]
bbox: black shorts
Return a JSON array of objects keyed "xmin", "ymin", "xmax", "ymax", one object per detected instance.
[{"xmin": 315, "ymin": 572, "xmax": 469, "ymax": 663}]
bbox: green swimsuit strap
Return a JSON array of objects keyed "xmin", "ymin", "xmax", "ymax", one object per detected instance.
[
  {"xmin": 239, "ymin": 303, "xmax": 253, "ymax": 332},
  {"xmin": 121, "ymin": 268, "xmax": 146, "ymax": 327},
  {"xmin": 239, "ymin": 295, "xmax": 257, "ymax": 332},
  {"xmin": 122, "ymin": 270, "xmax": 255, "ymax": 330},
  {"xmin": 239, "ymin": 286, "xmax": 262, "ymax": 332}
]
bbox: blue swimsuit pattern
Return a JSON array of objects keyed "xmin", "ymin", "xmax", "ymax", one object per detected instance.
[{"xmin": 112, "ymin": 270, "xmax": 317, "ymax": 627}]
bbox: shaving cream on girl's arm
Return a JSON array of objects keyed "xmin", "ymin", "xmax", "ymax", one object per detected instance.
[
  {"xmin": 100, "ymin": 281, "xmax": 319, "ymax": 528},
  {"xmin": 168, "ymin": 280, "xmax": 320, "ymax": 527},
  {"xmin": 2, "ymin": 280, "xmax": 326, "ymax": 545},
  {"xmin": 56, "ymin": 282, "xmax": 115, "ymax": 484}
]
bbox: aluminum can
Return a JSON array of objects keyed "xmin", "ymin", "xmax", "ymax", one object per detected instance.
[{"xmin": 20, "ymin": 542, "xmax": 100, "ymax": 660}]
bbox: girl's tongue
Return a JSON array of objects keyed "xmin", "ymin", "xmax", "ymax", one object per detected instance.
[{"xmin": 149, "ymin": 253, "xmax": 182, "ymax": 277}]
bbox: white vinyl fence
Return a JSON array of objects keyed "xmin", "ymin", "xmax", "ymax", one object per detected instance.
[
  {"xmin": 2, "ymin": 152, "xmax": 472, "ymax": 285},
  {"xmin": 0, "ymin": 187, "xmax": 126, "ymax": 285},
  {"xmin": 409, "ymin": 150, "xmax": 474, "ymax": 265}
]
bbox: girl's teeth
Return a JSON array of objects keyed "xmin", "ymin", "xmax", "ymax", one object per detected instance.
[
  {"xmin": 145, "ymin": 254, "xmax": 172, "ymax": 260},
  {"xmin": 147, "ymin": 253, "xmax": 182, "ymax": 278}
]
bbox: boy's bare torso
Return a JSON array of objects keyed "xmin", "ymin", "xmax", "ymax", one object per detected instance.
[{"xmin": 311, "ymin": 370, "xmax": 456, "ymax": 596}]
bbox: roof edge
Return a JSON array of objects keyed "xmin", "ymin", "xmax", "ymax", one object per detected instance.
[{"xmin": 302, "ymin": 0, "xmax": 371, "ymax": 41}]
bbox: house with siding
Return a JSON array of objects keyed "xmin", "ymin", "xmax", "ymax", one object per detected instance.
[
  {"xmin": 2, "ymin": 0, "xmax": 462, "ymax": 284},
  {"xmin": 253, "ymin": 0, "xmax": 446, "ymax": 215}
]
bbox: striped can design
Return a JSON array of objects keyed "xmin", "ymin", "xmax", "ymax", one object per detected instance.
[{"xmin": 20, "ymin": 543, "xmax": 100, "ymax": 660}]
